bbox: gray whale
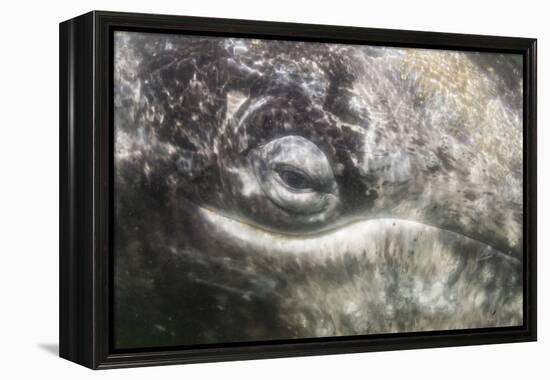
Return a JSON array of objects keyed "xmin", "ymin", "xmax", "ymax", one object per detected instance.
[{"xmin": 113, "ymin": 32, "xmax": 523, "ymax": 348}]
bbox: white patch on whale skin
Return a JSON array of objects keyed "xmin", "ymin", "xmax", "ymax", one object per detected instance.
[
  {"xmin": 227, "ymin": 166, "xmax": 261, "ymax": 198},
  {"xmin": 225, "ymin": 91, "xmax": 248, "ymax": 124}
]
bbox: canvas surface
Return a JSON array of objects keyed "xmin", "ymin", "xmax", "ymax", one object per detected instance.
[{"xmin": 113, "ymin": 31, "xmax": 523, "ymax": 349}]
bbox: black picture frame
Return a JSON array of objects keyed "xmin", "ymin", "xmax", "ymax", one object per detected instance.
[{"xmin": 59, "ymin": 10, "xmax": 537, "ymax": 369}]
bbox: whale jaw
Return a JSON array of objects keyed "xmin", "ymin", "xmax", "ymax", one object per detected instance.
[{"xmin": 183, "ymin": 207, "xmax": 523, "ymax": 339}]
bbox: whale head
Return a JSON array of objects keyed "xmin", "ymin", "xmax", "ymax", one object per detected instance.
[{"xmin": 113, "ymin": 32, "xmax": 523, "ymax": 348}]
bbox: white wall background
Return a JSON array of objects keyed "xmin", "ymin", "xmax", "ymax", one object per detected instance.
[{"xmin": 0, "ymin": 0, "xmax": 546, "ymax": 377}]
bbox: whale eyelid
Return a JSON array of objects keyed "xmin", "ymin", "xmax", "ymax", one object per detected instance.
[{"xmin": 271, "ymin": 163, "xmax": 311, "ymax": 178}]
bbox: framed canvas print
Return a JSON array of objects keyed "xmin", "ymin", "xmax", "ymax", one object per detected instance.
[{"xmin": 59, "ymin": 11, "xmax": 537, "ymax": 369}]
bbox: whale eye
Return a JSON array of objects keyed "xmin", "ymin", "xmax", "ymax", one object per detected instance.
[
  {"xmin": 249, "ymin": 135, "xmax": 339, "ymax": 215},
  {"xmin": 274, "ymin": 165, "xmax": 314, "ymax": 192}
]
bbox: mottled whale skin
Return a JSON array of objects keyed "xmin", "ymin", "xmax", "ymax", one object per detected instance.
[{"xmin": 113, "ymin": 32, "xmax": 523, "ymax": 348}]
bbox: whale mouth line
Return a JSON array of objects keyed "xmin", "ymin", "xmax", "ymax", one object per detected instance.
[{"xmin": 197, "ymin": 206, "xmax": 519, "ymax": 262}]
